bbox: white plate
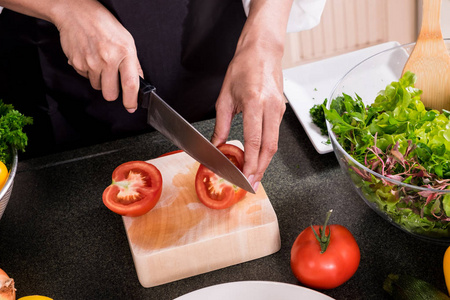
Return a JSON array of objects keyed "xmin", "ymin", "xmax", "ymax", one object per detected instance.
[
  {"xmin": 174, "ymin": 281, "xmax": 335, "ymax": 300},
  {"xmin": 283, "ymin": 41, "xmax": 400, "ymax": 154}
]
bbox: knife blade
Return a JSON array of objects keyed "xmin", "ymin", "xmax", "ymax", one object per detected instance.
[{"xmin": 138, "ymin": 77, "xmax": 255, "ymax": 194}]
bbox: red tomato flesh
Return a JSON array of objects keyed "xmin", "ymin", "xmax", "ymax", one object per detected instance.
[
  {"xmin": 290, "ymin": 224, "xmax": 360, "ymax": 290},
  {"xmin": 103, "ymin": 161, "xmax": 163, "ymax": 217},
  {"xmin": 195, "ymin": 144, "xmax": 247, "ymax": 209}
]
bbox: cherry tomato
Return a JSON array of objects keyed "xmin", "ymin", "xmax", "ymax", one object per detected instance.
[
  {"xmin": 0, "ymin": 267, "xmax": 15, "ymax": 300},
  {"xmin": 0, "ymin": 161, "xmax": 8, "ymax": 190},
  {"xmin": 290, "ymin": 211, "xmax": 360, "ymax": 290},
  {"xmin": 102, "ymin": 161, "xmax": 163, "ymax": 217},
  {"xmin": 195, "ymin": 144, "xmax": 247, "ymax": 209}
]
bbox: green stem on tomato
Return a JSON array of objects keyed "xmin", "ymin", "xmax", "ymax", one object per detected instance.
[{"xmin": 311, "ymin": 209, "xmax": 333, "ymax": 253}]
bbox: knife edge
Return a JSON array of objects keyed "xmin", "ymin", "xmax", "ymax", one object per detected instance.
[{"xmin": 138, "ymin": 77, "xmax": 255, "ymax": 194}]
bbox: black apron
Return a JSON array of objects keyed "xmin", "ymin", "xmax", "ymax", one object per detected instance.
[{"xmin": 0, "ymin": 0, "xmax": 246, "ymax": 158}]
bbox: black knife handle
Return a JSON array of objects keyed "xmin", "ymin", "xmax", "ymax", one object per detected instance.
[{"xmin": 138, "ymin": 76, "xmax": 156, "ymax": 109}]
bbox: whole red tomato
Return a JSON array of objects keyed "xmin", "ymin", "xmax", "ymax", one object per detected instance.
[
  {"xmin": 195, "ymin": 144, "xmax": 247, "ymax": 209},
  {"xmin": 103, "ymin": 161, "xmax": 163, "ymax": 217},
  {"xmin": 290, "ymin": 210, "xmax": 360, "ymax": 290}
]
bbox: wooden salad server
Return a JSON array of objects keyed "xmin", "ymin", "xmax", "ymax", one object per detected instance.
[{"xmin": 402, "ymin": 0, "xmax": 450, "ymax": 111}]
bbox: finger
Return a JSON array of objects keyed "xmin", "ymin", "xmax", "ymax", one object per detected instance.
[
  {"xmin": 87, "ymin": 70, "xmax": 102, "ymax": 91},
  {"xmin": 100, "ymin": 68, "xmax": 120, "ymax": 101},
  {"xmin": 67, "ymin": 55, "xmax": 89, "ymax": 79},
  {"xmin": 73, "ymin": 68, "xmax": 88, "ymax": 79},
  {"xmin": 68, "ymin": 60, "xmax": 88, "ymax": 78},
  {"xmin": 253, "ymin": 100, "xmax": 286, "ymax": 184},
  {"xmin": 83, "ymin": 50, "xmax": 104, "ymax": 91},
  {"xmin": 119, "ymin": 56, "xmax": 141, "ymax": 113},
  {"xmin": 242, "ymin": 105, "xmax": 263, "ymax": 185},
  {"xmin": 136, "ymin": 60, "xmax": 144, "ymax": 78},
  {"xmin": 211, "ymin": 93, "xmax": 234, "ymax": 147}
]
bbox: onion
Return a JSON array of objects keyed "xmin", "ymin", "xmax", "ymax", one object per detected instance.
[{"xmin": 0, "ymin": 268, "xmax": 15, "ymax": 300}]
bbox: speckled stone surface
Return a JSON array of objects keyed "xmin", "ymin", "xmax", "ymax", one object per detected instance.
[{"xmin": 0, "ymin": 104, "xmax": 447, "ymax": 300}]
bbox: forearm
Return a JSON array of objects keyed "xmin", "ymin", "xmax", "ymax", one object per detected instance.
[
  {"xmin": 0, "ymin": 0, "xmax": 102, "ymax": 29},
  {"xmin": 237, "ymin": 0, "xmax": 294, "ymax": 59}
]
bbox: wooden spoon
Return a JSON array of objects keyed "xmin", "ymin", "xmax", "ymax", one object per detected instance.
[{"xmin": 402, "ymin": 0, "xmax": 450, "ymax": 111}]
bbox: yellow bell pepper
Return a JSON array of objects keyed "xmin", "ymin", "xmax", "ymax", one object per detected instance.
[
  {"xmin": 18, "ymin": 296, "xmax": 53, "ymax": 300},
  {"xmin": 443, "ymin": 246, "xmax": 450, "ymax": 295}
]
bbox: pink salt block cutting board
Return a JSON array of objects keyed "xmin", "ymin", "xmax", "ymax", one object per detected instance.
[{"xmin": 122, "ymin": 141, "xmax": 281, "ymax": 288}]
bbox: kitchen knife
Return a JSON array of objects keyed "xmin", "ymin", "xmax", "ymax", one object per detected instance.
[{"xmin": 138, "ymin": 77, "xmax": 255, "ymax": 194}]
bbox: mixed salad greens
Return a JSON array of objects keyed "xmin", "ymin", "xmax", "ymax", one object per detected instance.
[
  {"xmin": 324, "ymin": 71, "xmax": 450, "ymax": 238},
  {"xmin": 310, "ymin": 99, "xmax": 328, "ymax": 136}
]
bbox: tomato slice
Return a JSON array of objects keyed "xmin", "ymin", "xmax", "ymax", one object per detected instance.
[
  {"xmin": 195, "ymin": 144, "xmax": 247, "ymax": 209},
  {"xmin": 102, "ymin": 161, "xmax": 163, "ymax": 217}
]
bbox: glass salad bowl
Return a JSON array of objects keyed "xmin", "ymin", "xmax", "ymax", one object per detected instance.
[
  {"xmin": 0, "ymin": 148, "xmax": 17, "ymax": 221},
  {"xmin": 326, "ymin": 39, "xmax": 450, "ymax": 244}
]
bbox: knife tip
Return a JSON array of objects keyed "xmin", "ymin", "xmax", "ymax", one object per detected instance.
[{"xmin": 245, "ymin": 185, "xmax": 256, "ymax": 194}]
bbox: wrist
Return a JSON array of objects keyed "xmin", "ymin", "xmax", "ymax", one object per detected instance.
[
  {"xmin": 48, "ymin": 0, "xmax": 71, "ymax": 27},
  {"xmin": 236, "ymin": 27, "xmax": 285, "ymax": 61},
  {"xmin": 236, "ymin": 0, "xmax": 292, "ymax": 60},
  {"xmin": 49, "ymin": 0, "xmax": 103, "ymax": 30}
]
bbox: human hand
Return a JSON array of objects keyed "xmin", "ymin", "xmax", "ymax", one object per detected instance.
[
  {"xmin": 55, "ymin": 0, "xmax": 143, "ymax": 112},
  {"xmin": 211, "ymin": 45, "xmax": 286, "ymax": 191},
  {"xmin": 211, "ymin": 0, "xmax": 292, "ymax": 191}
]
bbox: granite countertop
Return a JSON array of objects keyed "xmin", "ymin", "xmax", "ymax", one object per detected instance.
[{"xmin": 0, "ymin": 104, "xmax": 447, "ymax": 300}]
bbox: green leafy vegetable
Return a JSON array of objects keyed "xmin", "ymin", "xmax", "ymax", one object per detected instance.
[
  {"xmin": 309, "ymin": 98, "xmax": 328, "ymax": 135},
  {"xmin": 325, "ymin": 71, "xmax": 450, "ymax": 238},
  {"xmin": 0, "ymin": 100, "xmax": 33, "ymax": 167}
]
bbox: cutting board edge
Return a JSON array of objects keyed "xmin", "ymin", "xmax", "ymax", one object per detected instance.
[{"xmin": 132, "ymin": 218, "xmax": 281, "ymax": 288}]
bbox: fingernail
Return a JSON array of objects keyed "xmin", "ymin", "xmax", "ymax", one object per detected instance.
[
  {"xmin": 248, "ymin": 174, "xmax": 254, "ymax": 185},
  {"xmin": 253, "ymin": 181, "xmax": 260, "ymax": 192},
  {"xmin": 127, "ymin": 107, "xmax": 137, "ymax": 113}
]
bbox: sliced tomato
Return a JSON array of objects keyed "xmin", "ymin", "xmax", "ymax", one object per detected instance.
[
  {"xmin": 102, "ymin": 161, "xmax": 163, "ymax": 217},
  {"xmin": 195, "ymin": 144, "xmax": 247, "ymax": 209}
]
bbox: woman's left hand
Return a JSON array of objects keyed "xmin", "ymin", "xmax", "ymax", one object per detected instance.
[
  {"xmin": 211, "ymin": 0, "xmax": 292, "ymax": 191},
  {"xmin": 211, "ymin": 44, "xmax": 285, "ymax": 192}
]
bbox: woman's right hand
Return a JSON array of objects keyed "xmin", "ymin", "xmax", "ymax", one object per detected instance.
[{"xmin": 54, "ymin": 0, "xmax": 143, "ymax": 112}]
